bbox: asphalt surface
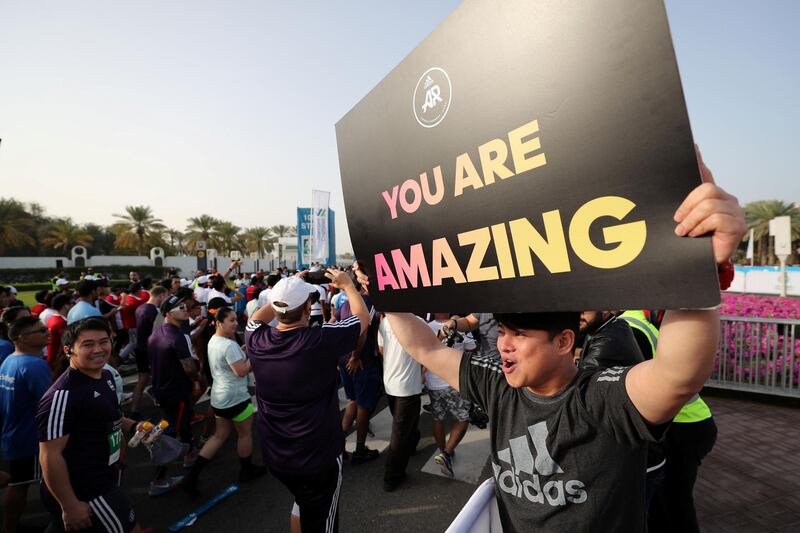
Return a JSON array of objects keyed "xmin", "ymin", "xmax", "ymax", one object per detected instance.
[{"xmin": 6, "ymin": 367, "xmax": 490, "ymax": 533}]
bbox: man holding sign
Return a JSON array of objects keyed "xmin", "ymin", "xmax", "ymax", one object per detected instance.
[{"xmin": 381, "ymin": 171, "xmax": 745, "ymax": 531}]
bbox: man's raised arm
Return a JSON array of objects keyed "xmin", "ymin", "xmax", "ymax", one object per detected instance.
[
  {"xmin": 626, "ymin": 151, "xmax": 746, "ymax": 425},
  {"xmin": 386, "ymin": 313, "xmax": 461, "ymax": 390}
]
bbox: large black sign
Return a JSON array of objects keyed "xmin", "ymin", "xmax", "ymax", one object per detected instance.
[{"xmin": 336, "ymin": 0, "xmax": 719, "ymax": 313}]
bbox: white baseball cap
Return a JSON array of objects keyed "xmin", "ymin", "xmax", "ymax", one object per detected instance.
[
  {"xmin": 8, "ymin": 286, "xmax": 17, "ymax": 295},
  {"xmin": 55, "ymin": 279, "xmax": 69, "ymax": 287},
  {"xmin": 270, "ymin": 277, "xmax": 316, "ymax": 314},
  {"xmin": 197, "ymin": 275, "xmax": 209, "ymax": 284}
]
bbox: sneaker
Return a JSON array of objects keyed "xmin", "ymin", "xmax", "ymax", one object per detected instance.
[
  {"xmin": 183, "ymin": 449, "xmax": 198, "ymax": 469},
  {"xmin": 148, "ymin": 476, "xmax": 184, "ymax": 497},
  {"xmin": 351, "ymin": 446, "xmax": 380, "ymax": 464},
  {"xmin": 434, "ymin": 451, "xmax": 454, "ymax": 478},
  {"xmin": 239, "ymin": 465, "xmax": 268, "ymax": 483},
  {"xmin": 383, "ymin": 473, "xmax": 407, "ymax": 492}
]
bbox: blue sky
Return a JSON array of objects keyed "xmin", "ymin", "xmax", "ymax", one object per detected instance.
[{"xmin": 0, "ymin": 0, "xmax": 797, "ymax": 254}]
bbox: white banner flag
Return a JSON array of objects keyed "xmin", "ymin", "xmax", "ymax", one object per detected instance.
[
  {"xmin": 745, "ymin": 228, "xmax": 754, "ymax": 260},
  {"xmin": 311, "ymin": 190, "xmax": 330, "ymax": 262}
]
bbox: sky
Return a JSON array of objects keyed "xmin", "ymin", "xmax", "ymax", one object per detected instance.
[{"xmin": 1, "ymin": 0, "xmax": 797, "ymax": 255}]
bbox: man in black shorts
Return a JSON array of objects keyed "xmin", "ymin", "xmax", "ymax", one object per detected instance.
[
  {"xmin": 37, "ymin": 317, "xmax": 153, "ymax": 533},
  {"xmin": 0, "ymin": 316, "xmax": 52, "ymax": 533},
  {"xmin": 148, "ymin": 293, "xmax": 200, "ymax": 496},
  {"xmin": 247, "ymin": 269, "xmax": 369, "ymax": 533}
]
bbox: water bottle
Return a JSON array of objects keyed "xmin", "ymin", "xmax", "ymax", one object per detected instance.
[
  {"xmin": 143, "ymin": 420, "xmax": 169, "ymax": 446},
  {"xmin": 128, "ymin": 421, "xmax": 154, "ymax": 448}
]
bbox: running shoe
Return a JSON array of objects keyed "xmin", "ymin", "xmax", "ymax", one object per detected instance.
[
  {"xmin": 434, "ymin": 451, "xmax": 454, "ymax": 478},
  {"xmin": 350, "ymin": 446, "xmax": 380, "ymax": 464},
  {"xmin": 148, "ymin": 476, "xmax": 184, "ymax": 497},
  {"xmin": 183, "ymin": 449, "xmax": 198, "ymax": 469}
]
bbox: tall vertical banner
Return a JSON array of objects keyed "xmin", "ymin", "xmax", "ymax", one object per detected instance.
[
  {"xmin": 336, "ymin": 0, "xmax": 720, "ymax": 313},
  {"xmin": 311, "ymin": 190, "xmax": 331, "ymax": 261},
  {"xmin": 297, "ymin": 208, "xmax": 337, "ymax": 269}
]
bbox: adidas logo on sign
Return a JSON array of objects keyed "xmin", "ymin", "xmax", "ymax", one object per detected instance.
[{"xmin": 492, "ymin": 421, "xmax": 587, "ymax": 506}]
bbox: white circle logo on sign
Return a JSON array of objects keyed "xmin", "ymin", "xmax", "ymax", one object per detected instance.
[{"xmin": 413, "ymin": 67, "xmax": 452, "ymax": 128}]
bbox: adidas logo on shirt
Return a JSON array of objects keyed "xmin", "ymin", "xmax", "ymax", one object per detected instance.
[
  {"xmin": 93, "ymin": 391, "xmax": 101, "ymax": 398},
  {"xmin": 492, "ymin": 421, "xmax": 587, "ymax": 506}
]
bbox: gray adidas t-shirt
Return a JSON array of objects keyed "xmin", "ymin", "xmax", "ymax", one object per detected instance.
[
  {"xmin": 474, "ymin": 313, "xmax": 500, "ymax": 361},
  {"xmin": 460, "ymin": 354, "xmax": 661, "ymax": 533}
]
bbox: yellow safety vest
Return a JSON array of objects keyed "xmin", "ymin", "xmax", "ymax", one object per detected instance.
[{"xmin": 619, "ymin": 310, "xmax": 712, "ymax": 424}]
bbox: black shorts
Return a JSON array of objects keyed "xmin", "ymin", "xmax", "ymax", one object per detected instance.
[
  {"xmin": 309, "ymin": 314, "xmax": 324, "ymax": 327},
  {"xmin": 212, "ymin": 400, "xmax": 252, "ymax": 421},
  {"xmin": 43, "ymin": 487, "xmax": 137, "ymax": 533},
  {"xmin": 134, "ymin": 348, "xmax": 150, "ymax": 374},
  {"xmin": 271, "ymin": 455, "xmax": 343, "ymax": 533},
  {"xmin": 8, "ymin": 454, "xmax": 41, "ymax": 486}
]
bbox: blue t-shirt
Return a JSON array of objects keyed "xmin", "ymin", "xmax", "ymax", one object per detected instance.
[
  {"xmin": 0, "ymin": 353, "xmax": 52, "ymax": 458},
  {"xmin": 67, "ymin": 300, "xmax": 101, "ymax": 325},
  {"xmin": 0, "ymin": 339, "xmax": 14, "ymax": 367},
  {"xmin": 245, "ymin": 315, "xmax": 360, "ymax": 475}
]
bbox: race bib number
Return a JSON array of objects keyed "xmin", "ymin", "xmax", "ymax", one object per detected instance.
[{"xmin": 108, "ymin": 420, "xmax": 122, "ymax": 465}]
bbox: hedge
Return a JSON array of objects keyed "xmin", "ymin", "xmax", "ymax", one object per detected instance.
[{"xmin": 0, "ymin": 266, "xmax": 169, "ymax": 284}]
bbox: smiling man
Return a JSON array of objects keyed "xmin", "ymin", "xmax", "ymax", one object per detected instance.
[
  {"xmin": 36, "ymin": 317, "xmax": 152, "ymax": 533},
  {"xmin": 385, "ymin": 173, "xmax": 746, "ymax": 531}
]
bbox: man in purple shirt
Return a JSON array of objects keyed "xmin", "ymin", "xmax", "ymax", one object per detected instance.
[
  {"xmin": 130, "ymin": 286, "xmax": 168, "ymax": 420},
  {"xmin": 147, "ymin": 293, "xmax": 200, "ymax": 496},
  {"xmin": 246, "ymin": 269, "xmax": 368, "ymax": 533}
]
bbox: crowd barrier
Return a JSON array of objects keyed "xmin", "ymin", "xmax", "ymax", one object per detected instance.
[{"xmin": 708, "ymin": 317, "xmax": 800, "ymax": 398}]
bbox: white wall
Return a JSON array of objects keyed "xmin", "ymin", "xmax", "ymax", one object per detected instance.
[
  {"xmin": 0, "ymin": 257, "xmax": 70, "ymax": 269},
  {"xmin": 726, "ymin": 267, "xmax": 800, "ymax": 296}
]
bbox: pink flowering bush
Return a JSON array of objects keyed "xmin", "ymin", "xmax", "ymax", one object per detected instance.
[{"xmin": 714, "ymin": 293, "xmax": 800, "ymax": 391}]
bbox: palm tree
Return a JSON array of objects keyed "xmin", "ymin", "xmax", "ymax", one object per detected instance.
[
  {"xmin": 0, "ymin": 198, "xmax": 35, "ymax": 255},
  {"xmin": 166, "ymin": 229, "xmax": 186, "ymax": 255},
  {"xmin": 242, "ymin": 226, "xmax": 275, "ymax": 258},
  {"xmin": 185, "ymin": 215, "xmax": 220, "ymax": 251},
  {"xmin": 744, "ymin": 200, "xmax": 800, "ymax": 265},
  {"xmin": 270, "ymin": 224, "xmax": 296, "ymax": 238},
  {"xmin": 41, "ymin": 219, "xmax": 93, "ymax": 256},
  {"xmin": 214, "ymin": 221, "xmax": 242, "ymax": 255},
  {"xmin": 112, "ymin": 205, "xmax": 165, "ymax": 256}
]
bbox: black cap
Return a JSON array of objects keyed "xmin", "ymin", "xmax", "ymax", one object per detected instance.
[{"xmin": 160, "ymin": 294, "xmax": 190, "ymax": 316}]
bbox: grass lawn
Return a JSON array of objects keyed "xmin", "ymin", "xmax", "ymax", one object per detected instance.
[{"xmin": 16, "ymin": 290, "xmax": 37, "ymax": 308}]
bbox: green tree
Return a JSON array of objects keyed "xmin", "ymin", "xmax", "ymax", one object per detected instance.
[
  {"xmin": 242, "ymin": 226, "xmax": 275, "ymax": 258},
  {"xmin": 214, "ymin": 221, "xmax": 242, "ymax": 255},
  {"xmin": 270, "ymin": 224, "xmax": 296, "ymax": 238},
  {"xmin": 744, "ymin": 200, "xmax": 800, "ymax": 265},
  {"xmin": 0, "ymin": 198, "xmax": 35, "ymax": 255},
  {"xmin": 165, "ymin": 229, "xmax": 186, "ymax": 255},
  {"xmin": 185, "ymin": 215, "xmax": 220, "ymax": 251},
  {"xmin": 84, "ymin": 223, "xmax": 116, "ymax": 255},
  {"xmin": 41, "ymin": 219, "xmax": 93, "ymax": 256},
  {"xmin": 112, "ymin": 205, "xmax": 165, "ymax": 256}
]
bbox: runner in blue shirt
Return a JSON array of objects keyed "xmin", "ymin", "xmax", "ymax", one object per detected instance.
[{"xmin": 0, "ymin": 316, "xmax": 52, "ymax": 533}]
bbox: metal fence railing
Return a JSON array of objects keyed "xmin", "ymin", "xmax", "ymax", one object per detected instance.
[{"xmin": 707, "ymin": 317, "xmax": 800, "ymax": 398}]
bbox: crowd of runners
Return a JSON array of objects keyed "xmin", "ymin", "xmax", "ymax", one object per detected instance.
[{"xmin": 0, "ymin": 172, "xmax": 746, "ymax": 532}]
